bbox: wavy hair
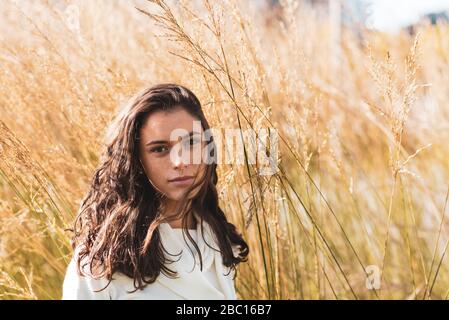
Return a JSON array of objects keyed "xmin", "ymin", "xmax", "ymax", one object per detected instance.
[{"xmin": 67, "ymin": 83, "xmax": 249, "ymax": 293}]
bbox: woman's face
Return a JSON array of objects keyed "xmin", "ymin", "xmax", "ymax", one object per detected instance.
[{"xmin": 138, "ymin": 107, "xmax": 207, "ymax": 202}]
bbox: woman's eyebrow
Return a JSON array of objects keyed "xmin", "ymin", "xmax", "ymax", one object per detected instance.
[{"xmin": 145, "ymin": 131, "xmax": 201, "ymax": 146}]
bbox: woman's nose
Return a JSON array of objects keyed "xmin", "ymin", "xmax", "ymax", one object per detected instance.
[
  {"xmin": 173, "ymin": 157, "xmax": 185, "ymax": 170},
  {"xmin": 171, "ymin": 144, "xmax": 188, "ymax": 170}
]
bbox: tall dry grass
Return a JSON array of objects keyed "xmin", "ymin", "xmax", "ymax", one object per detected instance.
[{"xmin": 1, "ymin": 0, "xmax": 449, "ymax": 299}]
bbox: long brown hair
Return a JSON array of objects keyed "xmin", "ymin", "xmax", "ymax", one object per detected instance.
[{"xmin": 68, "ymin": 83, "xmax": 249, "ymax": 293}]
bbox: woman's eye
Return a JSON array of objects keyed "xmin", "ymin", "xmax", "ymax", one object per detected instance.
[
  {"xmin": 150, "ymin": 146, "xmax": 168, "ymax": 153},
  {"xmin": 187, "ymin": 137, "xmax": 200, "ymax": 146}
]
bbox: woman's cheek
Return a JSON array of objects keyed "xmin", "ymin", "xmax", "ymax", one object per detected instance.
[{"xmin": 146, "ymin": 162, "xmax": 168, "ymax": 193}]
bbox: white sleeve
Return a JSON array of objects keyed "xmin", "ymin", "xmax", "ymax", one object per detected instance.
[
  {"xmin": 61, "ymin": 251, "xmax": 113, "ymax": 300},
  {"xmin": 230, "ymin": 269, "xmax": 238, "ymax": 300}
]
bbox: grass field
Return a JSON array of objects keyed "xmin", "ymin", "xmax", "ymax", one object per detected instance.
[{"xmin": 1, "ymin": 0, "xmax": 449, "ymax": 299}]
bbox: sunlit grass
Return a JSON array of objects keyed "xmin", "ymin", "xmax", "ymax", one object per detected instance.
[{"xmin": 1, "ymin": 0, "xmax": 448, "ymax": 299}]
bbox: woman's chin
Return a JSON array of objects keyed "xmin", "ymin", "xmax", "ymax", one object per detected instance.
[{"xmin": 165, "ymin": 191, "xmax": 188, "ymax": 202}]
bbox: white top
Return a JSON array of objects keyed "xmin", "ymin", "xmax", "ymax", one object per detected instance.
[
  {"xmin": 62, "ymin": 216, "xmax": 239, "ymax": 300},
  {"xmin": 172, "ymin": 228, "xmax": 222, "ymax": 292}
]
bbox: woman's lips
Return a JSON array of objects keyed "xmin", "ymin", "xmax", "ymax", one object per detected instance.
[{"xmin": 168, "ymin": 176, "xmax": 194, "ymax": 187}]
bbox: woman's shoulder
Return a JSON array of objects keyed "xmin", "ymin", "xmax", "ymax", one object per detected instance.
[{"xmin": 62, "ymin": 246, "xmax": 115, "ymax": 300}]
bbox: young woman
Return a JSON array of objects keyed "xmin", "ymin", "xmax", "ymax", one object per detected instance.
[{"xmin": 62, "ymin": 83, "xmax": 249, "ymax": 300}]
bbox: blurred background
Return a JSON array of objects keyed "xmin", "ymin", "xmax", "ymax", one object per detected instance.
[{"xmin": 1, "ymin": 0, "xmax": 449, "ymax": 299}]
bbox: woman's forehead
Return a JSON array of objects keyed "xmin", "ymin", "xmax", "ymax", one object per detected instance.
[{"xmin": 140, "ymin": 108, "xmax": 200, "ymax": 141}]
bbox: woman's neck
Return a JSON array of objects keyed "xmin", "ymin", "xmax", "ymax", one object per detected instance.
[
  {"xmin": 163, "ymin": 199, "xmax": 196, "ymax": 229},
  {"xmin": 169, "ymin": 219, "xmax": 196, "ymax": 229}
]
